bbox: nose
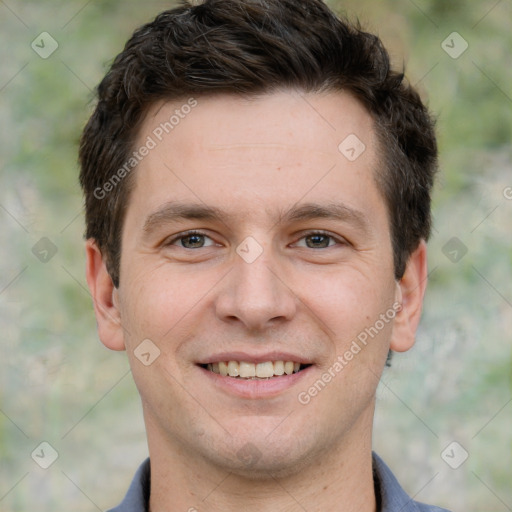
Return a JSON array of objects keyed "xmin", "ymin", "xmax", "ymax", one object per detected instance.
[{"xmin": 214, "ymin": 250, "xmax": 297, "ymax": 332}]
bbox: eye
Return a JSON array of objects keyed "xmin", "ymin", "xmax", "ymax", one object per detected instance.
[
  {"xmin": 168, "ymin": 231, "xmax": 216, "ymax": 249},
  {"xmin": 294, "ymin": 232, "xmax": 342, "ymax": 249}
]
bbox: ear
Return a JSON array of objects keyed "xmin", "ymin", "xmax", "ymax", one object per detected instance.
[
  {"xmin": 85, "ymin": 239, "xmax": 126, "ymax": 351},
  {"xmin": 390, "ymin": 240, "xmax": 428, "ymax": 353}
]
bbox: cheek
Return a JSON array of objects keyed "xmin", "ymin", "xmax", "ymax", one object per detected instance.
[
  {"xmin": 120, "ymin": 264, "xmax": 218, "ymax": 344},
  {"xmin": 297, "ymin": 267, "xmax": 396, "ymax": 347}
]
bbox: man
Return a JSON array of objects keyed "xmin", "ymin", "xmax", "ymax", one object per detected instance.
[{"xmin": 79, "ymin": 0, "xmax": 449, "ymax": 510}]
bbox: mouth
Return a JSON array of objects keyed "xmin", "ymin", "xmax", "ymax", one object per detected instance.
[
  {"xmin": 199, "ymin": 360, "xmax": 312, "ymax": 379},
  {"xmin": 197, "ymin": 356, "xmax": 314, "ymax": 399}
]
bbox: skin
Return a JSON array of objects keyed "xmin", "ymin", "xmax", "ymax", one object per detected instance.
[{"xmin": 86, "ymin": 90, "xmax": 428, "ymax": 512}]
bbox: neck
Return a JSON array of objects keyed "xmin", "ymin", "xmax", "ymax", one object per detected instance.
[{"xmin": 146, "ymin": 408, "xmax": 377, "ymax": 512}]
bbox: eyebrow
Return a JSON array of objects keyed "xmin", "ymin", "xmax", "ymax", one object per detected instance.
[
  {"xmin": 142, "ymin": 203, "xmax": 227, "ymax": 234},
  {"xmin": 142, "ymin": 201, "xmax": 371, "ymax": 235},
  {"xmin": 279, "ymin": 202, "xmax": 372, "ymax": 235}
]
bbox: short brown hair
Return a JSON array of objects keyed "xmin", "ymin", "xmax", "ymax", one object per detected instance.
[{"xmin": 79, "ymin": 0, "xmax": 437, "ymax": 287}]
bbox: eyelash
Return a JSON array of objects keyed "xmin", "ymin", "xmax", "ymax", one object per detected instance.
[
  {"xmin": 165, "ymin": 230, "xmax": 215, "ymax": 248},
  {"xmin": 294, "ymin": 230, "xmax": 345, "ymax": 248},
  {"xmin": 165, "ymin": 230, "xmax": 346, "ymax": 248}
]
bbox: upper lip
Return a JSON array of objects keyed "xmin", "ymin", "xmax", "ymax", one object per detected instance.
[{"xmin": 197, "ymin": 351, "xmax": 313, "ymax": 365}]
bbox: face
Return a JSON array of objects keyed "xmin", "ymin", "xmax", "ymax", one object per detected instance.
[{"xmin": 87, "ymin": 90, "xmax": 425, "ymax": 478}]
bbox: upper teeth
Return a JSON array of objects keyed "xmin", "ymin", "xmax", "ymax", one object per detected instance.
[{"xmin": 206, "ymin": 361, "xmax": 301, "ymax": 378}]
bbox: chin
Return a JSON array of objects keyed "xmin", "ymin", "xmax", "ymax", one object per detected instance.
[
  {"xmin": 225, "ymin": 452, "xmax": 309, "ymax": 480},
  {"xmin": 206, "ymin": 435, "xmax": 321, "ymax": 480}
]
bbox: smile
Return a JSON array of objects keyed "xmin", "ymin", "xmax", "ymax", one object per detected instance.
[{"xmin": 201, "ymin": 360, "xmax": 311, "ymax": 379}]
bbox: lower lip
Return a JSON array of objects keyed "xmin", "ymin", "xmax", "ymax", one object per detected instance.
[{"xmin": 198, "ymin": 365, "xmax": 313, "ymax": 399}]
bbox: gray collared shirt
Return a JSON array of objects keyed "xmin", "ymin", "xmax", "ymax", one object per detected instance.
[{"xmin": 107, "ymin": 452, "xmax": 451, "ymax": 512}]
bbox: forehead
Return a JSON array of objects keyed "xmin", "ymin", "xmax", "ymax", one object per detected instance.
[
  {"xmin": 127, "ymin": 90, "xmax": 383, "ymax": 225},
  {"xmin": 144, "ymin": 90, "xmax": 375, "ymax": 159}
]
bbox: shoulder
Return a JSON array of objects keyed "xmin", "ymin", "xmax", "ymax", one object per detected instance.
[
  {"xmin": 106, "ymin": 458, "xmax": 151, "ymax": 512},
  {"xmin": 372, "ymin": 452, "xmax": 452, "ymax": 512},
  {"xmin": 415, "ymin": 505, "xmax": 451, "ymax": 512}
]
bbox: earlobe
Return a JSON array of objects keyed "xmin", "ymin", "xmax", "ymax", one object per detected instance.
[
  {"xmin": 390, "ymin": 241, "xmax": 428, "ymax": 353},
  {"xmin": 85, "ymin": 239, "xmax": 126, "ymax": 351}
]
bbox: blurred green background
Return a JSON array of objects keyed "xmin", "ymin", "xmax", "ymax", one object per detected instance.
[{"xmin": 1, "ymin": 0, "xmax": 510, "ymax": 510}]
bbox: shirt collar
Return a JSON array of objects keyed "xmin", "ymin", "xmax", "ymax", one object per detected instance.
[
  {"xmin": 109, "ymin": 453, "xmax": 448, "ymax": 512},
  {"xmin": 372, "ymin": 452, "xmax": 437, "ymax": 511}
]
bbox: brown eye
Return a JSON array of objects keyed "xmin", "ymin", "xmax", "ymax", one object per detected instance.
[
  {"xmin": 304, "ymin": 234, "xmax": 334, "ymax": 249},
  {"xmin": 180, "ymin": 234, "xmax": 206, "ymax": 248},
  {"xmin": 168, "ymin": 231, "xmax": 216, "ymax": 249}
]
